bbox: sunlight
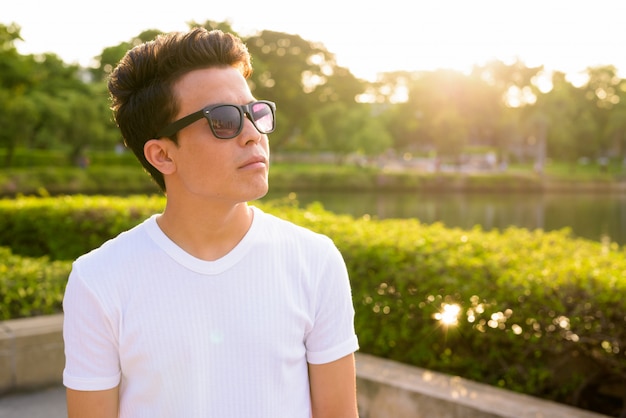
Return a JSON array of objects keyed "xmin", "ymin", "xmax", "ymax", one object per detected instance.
[
  {"xmin": 533, "ymin": 71, "xmax": 553, "ymax": 93},
  {"xmin": 6, "ymin": 0, "xmax": 626, "ymax": 84},
  {"xmin": 505, "ymin": 85, "xmax": 537, "ymax": 108},
  {"xmin": 566, "ymin": 72, "xmax": 590, "ymax": 88},
  {"xmin": 434, "ymin": 303, "xmax": 461, "ymax": 326}
]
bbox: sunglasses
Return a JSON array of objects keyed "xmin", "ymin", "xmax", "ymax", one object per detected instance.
[{"xmin": 156, "ymin": 100, "xmax": 276, "ymax": 139}]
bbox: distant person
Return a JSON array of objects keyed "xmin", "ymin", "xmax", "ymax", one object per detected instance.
[
  {"xmin": 75, "ymin": 154, "xmax": 89, "ymax": 169},
  {"xmin": 62, "ymin": 27, "xmax": 359, "ymax": 418}
]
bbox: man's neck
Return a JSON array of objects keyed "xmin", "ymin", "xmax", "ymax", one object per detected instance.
[{"xmin": 156, "ymin": 200, "xmax": 254, "ymax": 261}]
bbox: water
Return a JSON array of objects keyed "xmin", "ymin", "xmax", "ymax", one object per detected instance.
[{"xmin": 262, "ymin": 191, "xmax": 626, "ymax": 246}]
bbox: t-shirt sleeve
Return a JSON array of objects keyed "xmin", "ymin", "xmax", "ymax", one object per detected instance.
[
  {"xmin": 305, "ymin": 240, "xmax": 359, "ymax": 365},
  {"xmin": 63, "ymin": 263, "xmax": 121, "ymax": 391}
]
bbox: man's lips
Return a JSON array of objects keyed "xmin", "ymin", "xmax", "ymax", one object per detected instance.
[{"xmin": 239, "ymin": 155, "xmax": 268, "ymax": 169}]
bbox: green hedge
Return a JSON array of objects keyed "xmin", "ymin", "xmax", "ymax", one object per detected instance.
[
  {"xmin": 0, "ymin": 166, "xmax": 160, "ymax": 196},
  {"xmin": 0, "ymin": 195, "xmax": 164, "ymax": 260},
  {"xmin": 0, "ymin": 165, "xmax": 585, "ymax": 197},
  {"xmin": 1, "ymin": 195, "xmax": 625, "ymax": 415},
  {"xmin": 0, "ymin": 247, "xmax": 70, "ymax": 320},
  {"xmin": 0, "ymin": 148, "xmax": 139, "ymax": 168}
]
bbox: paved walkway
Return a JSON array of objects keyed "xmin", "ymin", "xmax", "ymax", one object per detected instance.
[{"xmin": 0, "ymin": 385, "xmax": 66, "ymax": 418}]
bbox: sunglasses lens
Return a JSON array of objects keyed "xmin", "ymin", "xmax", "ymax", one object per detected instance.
[
  {"xmin": 203, "ymin": 102, "xmax": 275, "ymax": 139},
  {"xmin": 251, "ymin": 102, "xmax": 275, "ymax": 133},
  {"xmin": 209, "ymin": 105, "xmax": 242, "ymax": 138}
]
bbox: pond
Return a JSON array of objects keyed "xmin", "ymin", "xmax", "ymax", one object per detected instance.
[{"xmin": 262, "ymin": 190, "xmax": 626, "ymax": 246}]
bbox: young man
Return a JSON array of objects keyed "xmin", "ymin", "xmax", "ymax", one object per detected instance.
[{"xmin": 62, "ymin": 28, "xmax": 359, "ymax": 417}]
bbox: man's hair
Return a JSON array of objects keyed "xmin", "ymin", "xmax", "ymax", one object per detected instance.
[{"xmin": 108, "ymin": 27, "xmax": 253, "ymax": 191}]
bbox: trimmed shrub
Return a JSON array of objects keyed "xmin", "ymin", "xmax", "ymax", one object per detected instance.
[
  {"xmin": 0, "ymin": 195, "xmax": 164, "ymax": 260},
  {"xmin": 0, "ymin": 246, "xmax": 70, "ymax": 319},
  {"xmin": 1, "ymin": 195, "xmax": 625, "ymax": 415},
  {"xmin": 1, "ymin": 164, "xmax": 553, "ymax": 197},
  {"xmin": 0, "ymin": 167, "xmax": 159, "ymax": 196}
]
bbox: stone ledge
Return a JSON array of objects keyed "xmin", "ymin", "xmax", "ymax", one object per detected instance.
[
  {"xmin": 0, "ymin": 315, "xmax": 611, "ymax": 417},
  {"xmin": 356, "ymin": 353, "xmax": 610, "ymax": 418},
  {"xmin": 0, "ymin": 314, "xmax": 64, "ymax": 394}
]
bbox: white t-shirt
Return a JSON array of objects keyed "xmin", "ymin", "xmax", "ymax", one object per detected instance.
[{"xmin": 63, "ymin": 206, "xmax": 358, "ymax": 418}]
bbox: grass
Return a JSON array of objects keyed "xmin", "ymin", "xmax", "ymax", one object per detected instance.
[
  {"xmin": 0, "ymin": 148, "xmax": 626, "ymax": 186},
  {"xmin": 510, "ymin": 160, "xmax": 626, "ymax": 180}
]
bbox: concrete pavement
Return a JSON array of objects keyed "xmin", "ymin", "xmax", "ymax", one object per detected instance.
[{"xmin": 0, "ymin": 385, "xmax": 66, "ymax": 418}]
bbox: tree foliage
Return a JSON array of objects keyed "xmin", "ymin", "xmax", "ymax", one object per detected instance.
[{"xmin": 1, "ymin": 21, "xmax": 626, "ymax": 169}]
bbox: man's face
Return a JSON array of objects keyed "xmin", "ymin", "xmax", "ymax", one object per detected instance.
[{"xmin": 163, "ymin": 66, "xmax": 270, "ymax": 204}]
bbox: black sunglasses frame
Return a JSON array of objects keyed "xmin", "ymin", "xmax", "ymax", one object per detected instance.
[{"xmin": 156, "ymin": 100, "xmax": 276, "ymax": 139}]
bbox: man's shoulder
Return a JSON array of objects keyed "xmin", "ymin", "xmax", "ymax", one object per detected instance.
[{"xmin": 253, "ymin": 207, "xmax": 338, "ymax": 257}]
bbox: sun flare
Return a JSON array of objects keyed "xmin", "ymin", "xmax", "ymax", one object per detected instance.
[{"xmin": 434, "ymin": 303, "xmax": 461, "ymax": 326}]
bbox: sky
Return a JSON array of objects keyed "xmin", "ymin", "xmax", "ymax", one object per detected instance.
[{"xmin": 4, "ymin": 0, "xmax": 626, "ymax": 81}]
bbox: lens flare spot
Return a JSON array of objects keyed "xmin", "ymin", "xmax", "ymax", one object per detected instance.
[{"xmin": 434, "ymin": 303, "xmax": 461, "ymax": 326}]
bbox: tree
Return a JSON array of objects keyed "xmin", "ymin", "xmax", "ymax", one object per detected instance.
[
  {"xmin": 91, "ymin": 29, "xmax": 165, "ymax": 81},
  {"xmin": 245, "ymin": 30, "xmax": 365, "ymax": 151},
  {"xmin": 470, "ymin": 60, "xmax": 544, "ymax": 161},
  {"xmin": 532, "ymin": 72, "xmax": 583, "ymax": 169},
  {"xmin": 31, "ymin": 53, "xmax": 87, "ymax": 94},
  {"xmin": 430, "ymin": 107, "xmax": 469, "ymax": 166},
  {"xmin": 304, "ymin": 102, "xmax": 392, "ymax": 161},
  {"xmin": 0, "ymin": 23, "xmax": 35, "ymax": 165},
  {"xmin": 470, "ymin": 59, "xmax": 543, "ymax": 106},
  {"xmin": 62, "ymin": 89, "xmax": 111, "ymax": 164},
  {"xmin": 388, "ymin": 70, "xmax": 475, "ymax": 158},
  {"xmin": 0, "ymin": 23, "xmax": 29, "ymax": 87},
  {"xmin": 603, "ymin": 77, "xmax": 626, "ymax": 162},
  {"xmin": 532, "ymin": 67, "xmax": 620, "ymax": 168},
  {"xmin": 374, "ymin": 71, "xmax": 423, "ymax": 151},
  {"xmin": 0, "ymin": 90, "xmax": 38, "ymax": 166},
  {"xmin": 580, "ymin": 66, "xmax": 622, "ymax": 159},
  {"xmin": 351, "ymin": 106, "xmax": 393, "ymax": 157}
]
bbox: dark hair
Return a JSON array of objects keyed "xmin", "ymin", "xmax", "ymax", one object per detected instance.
[{"xmin": 108, "ymin": 27, "xmax": 252, "ymax": 191}]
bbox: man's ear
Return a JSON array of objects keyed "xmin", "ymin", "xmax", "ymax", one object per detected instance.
[{"xmin": 144, "ymin": 139, "xmax": 176, "ymax": 175}]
